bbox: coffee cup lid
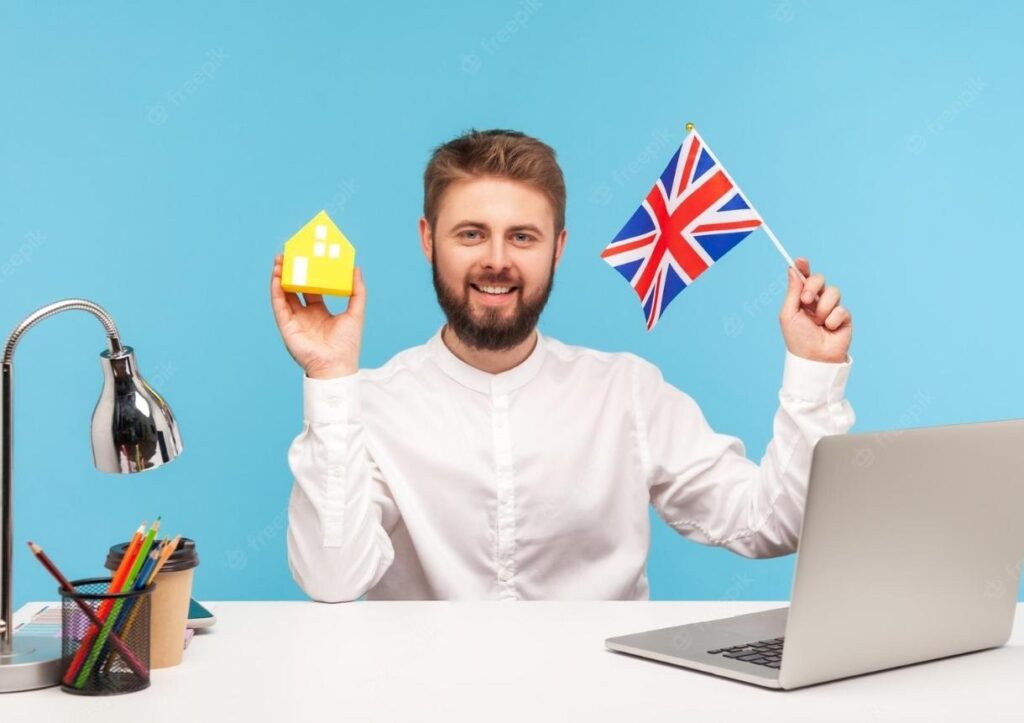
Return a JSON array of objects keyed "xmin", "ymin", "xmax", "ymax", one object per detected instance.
[{"xmin": 105, "ymin": 537, "xmax": 199, "ymax": 573}]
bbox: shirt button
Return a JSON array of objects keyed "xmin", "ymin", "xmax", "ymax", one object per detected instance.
[{"xmin": 499, "ymin": 569, "xmax": 512, "ymax": 582}]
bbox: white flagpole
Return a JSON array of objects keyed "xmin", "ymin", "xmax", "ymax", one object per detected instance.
[
  {"xmin": 686, "ymin": 123, "xmax": 807, "ymax": 281},
  {"xmin": 760, "ymin": 222, "xmax": 799, "ymax": 272}
]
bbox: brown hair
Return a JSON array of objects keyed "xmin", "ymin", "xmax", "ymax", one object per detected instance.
[{"xmin": 423, "ymin": 129, "xmax": 566, "ymax": 235}]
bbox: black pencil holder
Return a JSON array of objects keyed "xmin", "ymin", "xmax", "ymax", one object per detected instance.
[{"xmin": 59, "ymin": 576, "xmax": 153, "ymax": 695}]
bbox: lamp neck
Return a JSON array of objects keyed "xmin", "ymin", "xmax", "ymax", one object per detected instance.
[{"xmin": 3, "ymin": 299, "xmax": 123, "ymax": 365}]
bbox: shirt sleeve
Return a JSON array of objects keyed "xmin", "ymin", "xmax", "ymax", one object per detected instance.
[
  {"xmin": 638, "ymin": 351, "xmax": 855, "ymax": 558},
  {"xmin": 286, "ymin": 373, "xmax": 398, "ymax": 602}
]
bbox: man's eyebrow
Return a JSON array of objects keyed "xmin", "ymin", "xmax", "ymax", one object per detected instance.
[
  {"xmin": 450, "ymin": 220, "xmax": 490, "ymax": 231},
  {"xmin": 507, "ymin": 224, "xmax": 544, "ymax": 236}
]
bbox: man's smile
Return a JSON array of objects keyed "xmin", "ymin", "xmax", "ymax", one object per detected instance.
[{"xmin": 470, "ymin": 283, "xmax": 519, "ymax": 306}]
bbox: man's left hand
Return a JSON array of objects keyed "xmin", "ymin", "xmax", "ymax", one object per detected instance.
[{"xmin": 779, "ymin": 257, "xmax": 852, "ymax": 363}]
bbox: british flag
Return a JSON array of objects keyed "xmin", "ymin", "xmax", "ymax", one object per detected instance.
[{"xmin": 601, "ymin": 130, "xmax": 763, "ymax": 330}]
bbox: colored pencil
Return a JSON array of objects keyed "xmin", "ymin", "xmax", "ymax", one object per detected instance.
[
  {"xmin": 149, "ymin": 535, "xmax": 181, "ymax": 582},
  {"xmin": 113, "ymin": 536, "xmax": 181, "ymax": 648},
  {"xmin": 73, "ymin": 518, "xmax": 161, "ymax": 688},
  {"xmin": 26, "ymin": 542, "xmax": 148, "ymax": 681},
  {"xmin": 63, "ymin": 522, "xmax": 146, "ymax": 685},
  {"xmin": 77, "ymin": 523, "xmax": 161, "ymax": 681},
  {"xmin": 98, "ymin": 546, "xmax": 161, "ymax": 673}
]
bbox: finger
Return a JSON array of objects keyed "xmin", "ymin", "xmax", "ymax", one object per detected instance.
[
  {"xmin": 781, "ymin": 266, "xmax": 804, "ymax": 316},
  {"xmin": 824, "ymin": 305, "xmax": 851, "ymax": 331},
  {"xmin": 794, "ymin": 257, "xmax": 811, "ymax": 279},
  {"xmin": 347, "ymin": 266, "xmax": 367, "ymax": 319},
  {"xmin": 800, "ymin": 273, "xmax": 826, "ymax": 305},
  {"xmin": 276, "ymin": 282, "xmax": 302, "ymax": 317},
  {"xmin": 271, "ymin": 257, "xmax": 304, "ymax": 312},
  {"xmin": 302, "ymin": 292, "xmax": 326, "ymax": 307},
  {"xmin": 270, "ymin": 259, "xmax": 294, "ymax": 326},
  {"xmin": 813, "ymin": 286, "xmax": 841, "ymax": 324}
]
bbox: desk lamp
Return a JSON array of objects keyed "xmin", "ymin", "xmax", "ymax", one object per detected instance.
[{"xmin": 0, "ymin": 299, "xmax": 183, "ymax": 692}]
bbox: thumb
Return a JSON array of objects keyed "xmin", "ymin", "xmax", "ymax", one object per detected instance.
[
  {"xmin": 781, "ymin": 266, "xmax": 803, "ymax": 317},
  {"xmin": 346, "ymin": 266, "xmax": 367, "ymax": 319}
]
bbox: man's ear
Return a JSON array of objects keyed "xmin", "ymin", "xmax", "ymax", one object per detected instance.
[
  {"xmin": 418, "ymin": 217, "xmax": 433, "ymax": 264},
  {"xmin": 553, "ymin": 227, "xmax": 568, "ymax": 269}
]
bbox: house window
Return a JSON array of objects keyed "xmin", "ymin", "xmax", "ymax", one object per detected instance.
[
  {"xmin": 328, "ymin": 243, "xmax": 340, "ymax": 259},
  {"xmin": 315, "ymin": 224, "xmax": 328, "ymax": 240},
  {"xmin": 314, "ymin": 242, "xmax": 326, "ymax": 257}
]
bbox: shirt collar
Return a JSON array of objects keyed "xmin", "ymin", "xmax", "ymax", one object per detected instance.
[{"xmin": 427, "ymin": 325, "xmax": 547, "ymax": 395}]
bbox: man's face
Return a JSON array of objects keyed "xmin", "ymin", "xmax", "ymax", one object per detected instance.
[{"xmin": 420, "ymin": 176, "xmax": 567, "ymax": 351}]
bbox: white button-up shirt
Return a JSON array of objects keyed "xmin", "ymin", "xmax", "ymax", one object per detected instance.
[{"xmin": 286, "ymin": 327, "xmax": 854, "ymax": 601}]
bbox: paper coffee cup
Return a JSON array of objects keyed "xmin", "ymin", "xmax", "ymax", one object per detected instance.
[{"xmin": 106, "ymin": 537, "xmax": 200, "ymax": 668}]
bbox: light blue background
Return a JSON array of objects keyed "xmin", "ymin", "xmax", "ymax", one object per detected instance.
[{"xmin": 3, "ymin": 1, "xmax": 1022, "ymax": 607}]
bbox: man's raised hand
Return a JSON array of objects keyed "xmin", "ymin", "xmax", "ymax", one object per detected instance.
[{"xmin": 270, "ymin": 254, "xmax": 366, "ymax": 379}]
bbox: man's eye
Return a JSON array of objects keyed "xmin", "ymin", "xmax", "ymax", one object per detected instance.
[
  {"xmin": 512, "ymin": 233, "xmax": 535, "ymax": 243},
  {"xmin": 461, "ymin": 230, "xmax": 483, "ymax": 241}
]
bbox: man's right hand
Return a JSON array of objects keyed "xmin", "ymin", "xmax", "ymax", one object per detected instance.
[{"xmin": 270, "ymin": 254, "xmax": 366, "ymax": 379}]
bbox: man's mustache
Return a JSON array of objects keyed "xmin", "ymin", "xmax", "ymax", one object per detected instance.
[{"xmin": 468, "ymin": 274, "xmax": 519, "ymax": 286}]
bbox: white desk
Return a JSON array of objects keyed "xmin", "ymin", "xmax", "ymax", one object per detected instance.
[{"xmin": 5, "ymin": 601, "xmax": 1023, "ymax": 721}]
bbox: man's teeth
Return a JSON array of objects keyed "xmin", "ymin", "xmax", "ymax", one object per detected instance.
[{"xmin": 477, "ymin": 285, "xmax": 513, "ymax": 295}]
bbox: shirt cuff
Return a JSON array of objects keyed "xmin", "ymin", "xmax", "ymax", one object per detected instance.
[
  {"xmin": 303, "ymin": 372, "xmax": 360, "ymax": 424},
  {"xmin": 781, "ymin": 350, "xmax": 852, "ymax": 403}
]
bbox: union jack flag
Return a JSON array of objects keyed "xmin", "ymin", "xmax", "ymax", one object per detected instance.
[{"xmin": 601, "ymin": 130, "xmax": 763, "ymax": 330}]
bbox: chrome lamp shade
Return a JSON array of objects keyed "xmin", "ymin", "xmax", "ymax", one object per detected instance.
[
  {"xmin": 92, "ymin": 347, "xmax": 183, "ymax": 474},
  {"xmin": 1, "ymin": 299, "xmax": 182, "ymax": 692}
]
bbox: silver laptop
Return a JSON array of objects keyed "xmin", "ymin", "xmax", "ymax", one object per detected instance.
[{"xmin": 605, "ymin": 419, "xmax": 1024, "ymax": 689}]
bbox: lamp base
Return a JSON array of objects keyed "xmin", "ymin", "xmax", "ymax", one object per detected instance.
[{"xmin": 0, "ymin": 636, "xmax": 62, "ymax": 693}]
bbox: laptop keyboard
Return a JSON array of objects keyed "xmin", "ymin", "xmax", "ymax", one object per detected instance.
[{"xmin": 707, "ymin": 637, "xmax": 784, "ymax": 669}]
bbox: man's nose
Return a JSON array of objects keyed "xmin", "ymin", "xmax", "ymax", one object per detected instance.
[{"xmin": 482, "ymin": 237, "xmax": 510, "ymax": 271}]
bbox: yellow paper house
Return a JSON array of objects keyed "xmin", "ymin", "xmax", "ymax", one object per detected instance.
[{"xmin": 281, "ymin": 210, "xmax": 355, "ymax": 296}]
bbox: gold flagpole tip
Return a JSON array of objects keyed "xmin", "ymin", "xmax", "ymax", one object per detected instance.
[{"xmin": 685, "ymin": 122, "xmax": 695, "ymax": 132}]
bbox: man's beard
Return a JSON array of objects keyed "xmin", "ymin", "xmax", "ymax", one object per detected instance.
[{"xmin": 432, "ymin": 262, "xmax": 555, "ymax": 352}]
